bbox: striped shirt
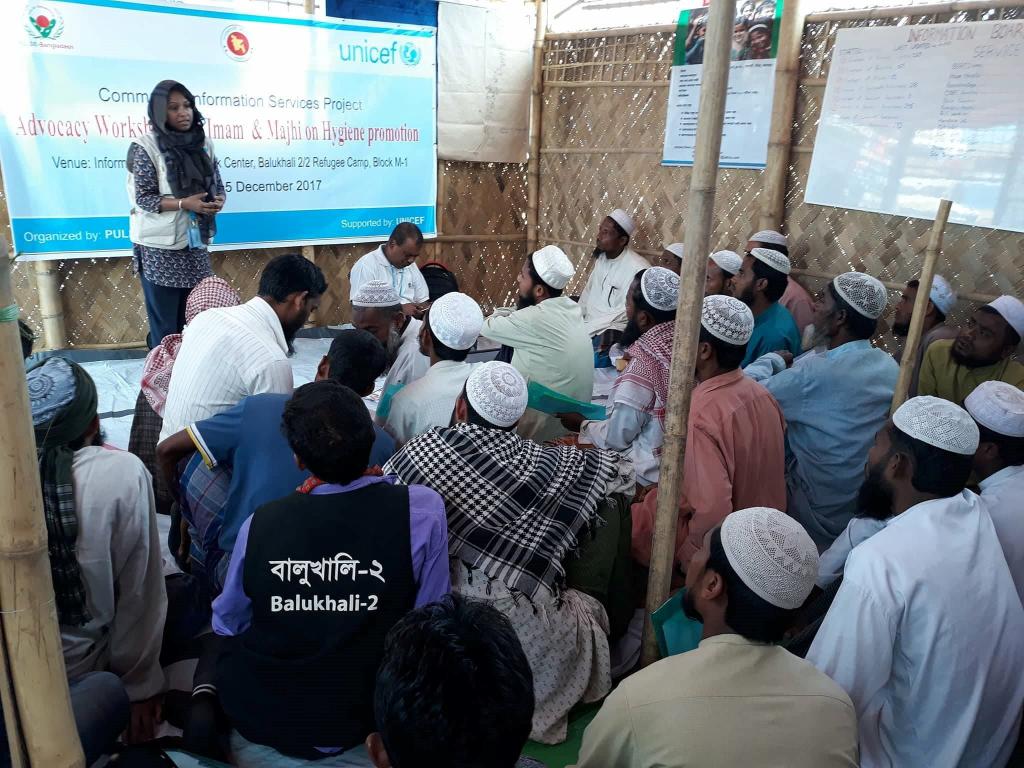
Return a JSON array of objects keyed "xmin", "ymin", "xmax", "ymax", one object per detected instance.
[{"xmin": 159, "ymin": 297, "xmax": 292, "ymax": 441}]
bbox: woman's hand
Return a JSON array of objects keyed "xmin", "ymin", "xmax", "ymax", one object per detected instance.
[{"xmin": 181, "ymin": 193, "xmax": 220, "ymax": 215}]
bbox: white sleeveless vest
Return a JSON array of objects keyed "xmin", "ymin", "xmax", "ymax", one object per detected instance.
[{"xmin": 126, "ymin": 132, "xmax": 216, "ymax": 250}]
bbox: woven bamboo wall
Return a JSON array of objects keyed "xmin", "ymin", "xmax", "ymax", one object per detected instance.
[{"xmin": 1, "ymin": 159, "xmax": 527, "ymax": 347}]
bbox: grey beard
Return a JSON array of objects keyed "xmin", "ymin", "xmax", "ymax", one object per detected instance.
[{"xmin": 386, "ymin": 327, "xmax": 403, "ymax": 364}]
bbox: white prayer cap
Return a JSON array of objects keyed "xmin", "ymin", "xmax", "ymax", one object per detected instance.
[
  {"xmin": 664, "ymin": 243, "xmax": 685, "ymax": 260},
  {"xmin": 987, "ymin": 295, "xmax": 1024, "ymax": 340},
  {"xmin": 607, "ymin": 208, "xmax": 635, "ymax": 236},
  {"xmin": 749, "ymin": 230, "xmax": 788, "ymax": 249},
  {"xmin": 427, "ymin": 292, "xmax": 483, "ymax": 351},
  {"xmin": 465, "ymin": 361, "xmax": 528, "ymax": 428},
  {"xmin": 640, "ymin": 267, "xmax": 680, "ymax": 312},
  {"xmin": 351, "ymin": 279, "xmax": 400, "ymax": 308},
  {"xmin": 710, "ymin": 250, "xmax": 743, "ymax": 276},
  {"xmin": 531, "ymin": 245, "xmax": 575, "ymax": 290},
  {"xmin": 928, "ymin": 275, "xmax": 957, "ymax": 317},
  {"xmin": 965, "ymin": 381, "xmax": 1024, "ymax": 438},
  {"xmin": 892, "ymin": 396, "xmax": 980, "ymax": 456},
  {"xmin": 721, "ymin": 507, "xmax": 819, "ymax": 610},
  {"xmin": 833, "ymin": 271, "xmax": 888, "ymax": 320},
  {"xmin": 749, "ymin": 247, "xmax": 791, "ymax": 276},
  {"xmin": 702, "ymin": 294, "xmax": 754, "ymax": 345}
]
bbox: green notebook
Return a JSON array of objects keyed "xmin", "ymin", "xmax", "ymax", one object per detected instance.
[{"xmin": 527, "ymin": 381, "xmax": 607, "ymax": 421}]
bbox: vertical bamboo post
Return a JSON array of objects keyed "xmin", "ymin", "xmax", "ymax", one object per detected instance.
[
  {"xmin": 302, "ymin": 0, "xmax": 316, "ymax": 268},
  {"xmin": 642, "ymin": 0, "xmax": 737, "ymax": 667},
  {"xmin": 33, "ymin": 260, "xmax": 67, "ymax": 351},
  {"xmin": 0, "ymin": 244, "xmax": 84, "ymax": 768},
  {"xmin": 434, "ymin": 158, "xmax": 446, "ymax": 262},
  {"xmin": 526, "ymin": 0, "xmax": 546, "ymax": 256},
  {"xmin": 890, "ymin": 199, "xmax": 952, "ymax": 414},
  {"xmin": 758, "ymin": 0, "xmax": 806, "ymax": 231}
]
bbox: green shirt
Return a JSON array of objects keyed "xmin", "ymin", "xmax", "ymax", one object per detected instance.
[
  {"xmin": 918, "ymin": 339, "xmax": 1024, "ymax": 405},
  {"xmin": 742, "ymin": 301, "xmax": 802, "ymax": 367}
]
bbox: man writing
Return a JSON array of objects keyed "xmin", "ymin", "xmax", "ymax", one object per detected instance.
[{"xmin": 349, "ymin": 222, "xmax": 430, "ymax": 318}]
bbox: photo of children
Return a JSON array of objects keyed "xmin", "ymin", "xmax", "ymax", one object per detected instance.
[{"xmin": 680, "ymin": 0, "xmax": 779, "ymax": 65}]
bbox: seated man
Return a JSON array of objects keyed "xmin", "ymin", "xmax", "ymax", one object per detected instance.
[
  {"xmin": 891, "ymin": 275, "xmax": 958, "ymax": 398},
  {"xmin": 966, "ymin": 381, "xmax": 1024, "ymax": 602},
  {"xmin": 745, "ymin": 272, "xmax": 898, "ymax": 549},
  {"xmin": 705, "ymin": 250, "xmax": 742, "ymax": 297},
  {"xmin": 211, "ymin": 381, "xmax": 449, "ymax": 765},
  {"xmin": 28, "ymin": 358, "xmax": 166, "ymax": 743},
  {"xmin": 918, "ymin": 295, "xmax": 1024, "ymax": 404},
  {"xmin": 156, "ymin": 329, "xmax": 395, "ymax": 591},
  {"xmin": 729, "ymin": 247, "xmax": 801, "ymax": 366},
  {"xmin": 386, "ymin": 291, "xmax": 484, "ymax": 445},
  {"xmin": 481, "ymin": 245, "xmax": 594, "ymax": 442},
  {"xmin": 561, "ymin": 267, "xmax": 680, "ymax": 488},
  {"xmin": 385, "ymin": 362, "xmax": 632, "ymax": 744},
  {"xmin": 808, "ymin": 397, "xmax": 1024, "ymax": 767},
  {"xmin": 367, "ymin": 595, "xmax": 538, "ymax": 768},
  {"xmin": 349, "ymin": 222, "xmax": 429, "ymax": 318},
  {"xmin": 351, "ymin": 280, "xmax": 429, "ymax": 423},
  {"xmin": 574, "ymin": 507, "xmax": 858, "ymax": 767},
  {"xmin": 651, "ymin": 241, "xmax": 685, "ymax": 273},
  {"xmin": 631, "ymin": 295, "xmax": 787, "ymax": 569},
  {"xmin": 746, "ymin": 230, "xmax": 815, "ymax": 334}
]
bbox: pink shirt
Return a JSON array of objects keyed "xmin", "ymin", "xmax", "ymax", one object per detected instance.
[
  {"xmin": 631, "ymin": 368, "xmax": 788, "ymax": 569},
  {"xmin": 781, "ymin": 277, "xmax": 816, "ymax": 335}
]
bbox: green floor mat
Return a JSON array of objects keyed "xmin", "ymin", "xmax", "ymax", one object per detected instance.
[{"xmin": 519, "ymin": 701, "xmax": 602, "ymax": 768}]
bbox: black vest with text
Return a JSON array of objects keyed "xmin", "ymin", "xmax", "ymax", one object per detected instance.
[{"xmin": 217, "ymin": 482, "xmax": 415, "ymax": 758}]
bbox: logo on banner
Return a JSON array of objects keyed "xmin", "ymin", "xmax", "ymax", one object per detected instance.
[
  {"xmin": 221, "ymin": 25, "xmax": 252, "ymax": 61},
  {"xmin": 26, "ymin": 5, "xmax": 64, "ymax": 39},
  {"xmin": 400, "ymin": 42, "xmax": 420, "ymax": 66}
]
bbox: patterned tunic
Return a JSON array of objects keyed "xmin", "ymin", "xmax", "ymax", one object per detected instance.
[{"xmin": 128, "ymin": 141, "xmax": 222, "ymax": 289}]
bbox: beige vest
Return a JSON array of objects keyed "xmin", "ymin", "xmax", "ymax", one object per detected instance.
[{"xmin": 126, "ymin": 132, "xmax": 215, "ymax": 250}]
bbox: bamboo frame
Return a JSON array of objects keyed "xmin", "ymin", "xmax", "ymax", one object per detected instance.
[
  {"xmin": 759, "ymin": 0, "xmax": 806, "ymax": 231},
  {"xmin": 526, "ymin": 0, "xmax": 546, "ymax": 257},
  {"xmin": 434, "ymin": 158, "xmax": 446, "ymax": 260},
  {"xmin": 33, "ymin": 260, "xmax": 67, "ymax": 351},
  {"xmin": 546, "ymin": 23, "xmax": 675, "ymax": 40},
  {"xmin": 540, "ymin": 147, "xmax": 662, "ymax": 155},
  {"xmin": 891, "ymin": 199, "xmax": 953, "ymax": 413},
  {"xmin": 0, "ymin": 242, "xmax": 84, "ymax": 768},
  {"xmin": 641, "ymin": 0, "xmax": 737, "ymax": 668},
  {"xmin": 805, "ymin": 0, "xmax": 1024, "ymax": 22},
  {"xmin": 545, "ymin": 80, "xmax": 670, "ymax": 88}
]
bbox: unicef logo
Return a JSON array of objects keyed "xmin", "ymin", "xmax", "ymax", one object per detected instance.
[{"xmin": 400, "ymin": 42, "xmax": 421, "ymax": 66}]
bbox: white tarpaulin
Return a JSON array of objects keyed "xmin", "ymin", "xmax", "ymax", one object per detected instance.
[{"xmin": 438, "ymin": 1, "xmax": 533, "ymax": 163}]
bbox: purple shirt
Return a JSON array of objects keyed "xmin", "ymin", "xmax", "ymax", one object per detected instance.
[{"xmin": 213, "ymin": 475, "xmax": 451, "ymax": 637}]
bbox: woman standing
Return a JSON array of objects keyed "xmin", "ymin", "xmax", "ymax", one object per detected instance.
[{"xmin": 128, "ymin": 80, "xmax": 225, "ymax": 347}]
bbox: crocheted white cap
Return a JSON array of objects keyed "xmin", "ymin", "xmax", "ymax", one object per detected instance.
[
  {"xmin": 721, "ymin": 507, "xmax": 819, "ymax": 610},
  {"xmin": 428, "ymin": 292, "xmax": 483, "ymax": 351},
  {"xmin": 833, "ymin": 271, "xmax": 888, "ymax": 320},
  {"xmin": 749, "ymin": 230, "xmax": 788, "ymax": 248},
  {"xmin": 988, "ymin": 295, "xmax": 1024, "ymax": 339},
  {"xmin": 928, "ymin": 275, "xmax": 957, "ymax": 317},
  {"xmin": 465, "ymin": 361, "xmax": 528, "ymax": 428},
  {"xmin": 710, "ymin": 250, "xmax": 743, "ymax": 276},
  {"xmin": 892, "ymin": 396, "xmax": 980, "ymax": 455},
  {"xmin": 351, "ymin": 279, "xmax": 400, "ymax": 308},
  {"xmin": 641, "ymin": 267, "xmax": 680, "ymax": 312},
  {"xmin": 531, "ymin": 245, "xmax": 575, "ymax": 290},
  {"xmin": 664, "ymin": 242, "xmax": 685, "ymax": 260},
  {"xmin": 608, "ymin": 208, "xmax": 635, "ymax": 236},
  {"xmin": 749, "ymin": 247, "xmax": 791, "ymax": 276},
  {"xmin": 965, "ymin": 381, "xmax": 1024, "ymax": 438},
  {"xmin": 702, "ymin": 294, "xmax": 754, "ymax": 345}
]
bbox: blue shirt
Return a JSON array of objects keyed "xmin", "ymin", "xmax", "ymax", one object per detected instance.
[
  {"xmin": 744, "ymin": 340, "xmax": 898, "ymax": 547},
  {"xmin": 742, "ymin": 301, "xmax": 802, "ymax": 368},
  {"xmin": 188, "ymin": 393, "xmax": 396, "ymax": 558}
]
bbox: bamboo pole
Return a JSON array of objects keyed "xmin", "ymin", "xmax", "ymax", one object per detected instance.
[
  {"xmin": 641, "ymin": 0, "xmax": 737, "ymax": 668},
  {"xmin": 301, "ymin": 0, "xmax": 316, "ymax": 267},
  {"xmin": 33, "ymin": 260, "xmax": 67, "ymax": 351},
  {"xmin": 0, "ymin": 244, "xmax": 84, "ymax": 768},
  {"xmin": 545, "ymin": 80, "xmax": 670, "ymax": 88},
  {"xmin": 541, "ymin": 147, "xmax": 662, "ymax": 155},
  {"xmin": 526, "ymin": 0, "xmax": 546, "ymax": 257},
  {"xmin": 806, "ymin": 0, "xmax": 1024, "ymax": 22},
  {"xmin": 433, "ymin": 159, "xmax": 446, "ymax": 261},
  {"xmin": 759, "ymin": 0, "xmax": 806, "ymax": 231},
  {"xmin": 891, "ymin": 199, "xmax": 952, "ymax": 414},
  {"xmin": 546, "ymin": 23, "xmax": 676, "ymax": 40}
]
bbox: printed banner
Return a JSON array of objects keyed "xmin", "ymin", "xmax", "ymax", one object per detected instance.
[
  {"xmin": 662, "ymin": 0, "xmax": 781, "ymax": 169},
  {"xmin": 0, "ymin": 0, "xmax": 438, "ymax": 258}
]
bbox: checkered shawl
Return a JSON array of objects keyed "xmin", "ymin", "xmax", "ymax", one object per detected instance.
[
  {"xmin": 384, "ymin": 422, "xmax": 621, "ymax": 600},
  {"xmin": 614, "ymin": 321, "xmax": 674, "ymax": 427}
]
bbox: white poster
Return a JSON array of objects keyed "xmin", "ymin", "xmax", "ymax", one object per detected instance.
[{"xmin": 0, "ymin": 0, "xmax": 438, "ymax": 259}]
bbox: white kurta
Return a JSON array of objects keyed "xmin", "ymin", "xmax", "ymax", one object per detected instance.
[
  {"xmin": 63, "ymin": 447, "xmax": 167, "ymax": 701},
  {"xmin": 808, "ymin": 491, "xmax": 1024, "ymax": 768},
  {"xmin": 980, "ymin": 464, "xmax": 1024, "ymax": 605},
  {"xmin": 581, "ymin": 403, "xmax": 662, "ymax": 486},
  {"xmin": 375, "ymin": 317, "xmax": 430, "ymax": 423},
  {"xmin": 349, "ymin": 245, "xmax": 429, "ymax": 304},
  {"xmin": 385, "ymin": 359, "xmax": 475, "ymax": 445},
  {"xmin": 480, "ymin": 296, "xmax": 595, "ymax": 442},
  {"xmin": 577, "ymin": 247, "xmax": 651, "ymax": 337}
]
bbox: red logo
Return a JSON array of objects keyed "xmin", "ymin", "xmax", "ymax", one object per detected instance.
[{"xmin": 221, "ymin": 25, "xmax": 252, "ymax": 61}]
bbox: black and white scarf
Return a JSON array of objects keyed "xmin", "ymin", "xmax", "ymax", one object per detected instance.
[{"xmin": 384, "ymin": 423, "xmax": 625, "ymax": 600}]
